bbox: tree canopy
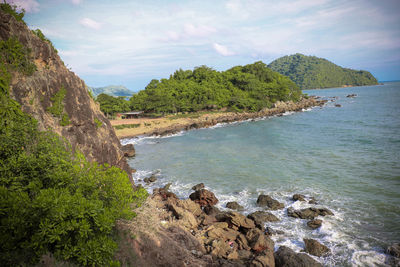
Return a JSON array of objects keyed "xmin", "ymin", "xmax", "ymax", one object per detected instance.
[
  {"xmin": 129, "ymin": 61, "xmax": 301, "ymax": 114},
  {"xmin": 268, "ymin": 53, "xmax": 378, "ymax": 90}
]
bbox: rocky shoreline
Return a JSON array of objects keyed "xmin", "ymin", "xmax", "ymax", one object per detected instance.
[
  {"xmin": 118, "ymin": 183, "xmax": 336, "ymax": 266},
  {"xmin": 117, "ymin": 97, "xmax": 326, "ymax": 139}
]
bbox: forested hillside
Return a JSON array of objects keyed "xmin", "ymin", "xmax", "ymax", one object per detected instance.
[
  {"xmin": 129, "ymin": 62, "xmax": 301, "ymax": 114},
  {"xmin": 268, "ymin": 53, "xmax": 378, "ymax": 89},
  {"xmin": 89, "ymin": 85, "xmax": 133, "ymax": 97}
]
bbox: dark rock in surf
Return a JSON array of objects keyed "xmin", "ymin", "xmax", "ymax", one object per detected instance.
[
  {"xmin": 274, "ymin": 246, "xmax": 322, "ymax": 267},
  {"xmin": 292, "ymin": 194, "xmax": 306, "ymax": 202},
  {"xmin": 287, "ymin": 207, "xmax": 333, "ymax": 220},
  {"xmin": 307, "ymin": 219, "xmax": 322, "ymax": 229},
  {"xmin": 257, "ymin": 194, "xmax": 285, "ymax": 210},
  {"xmin": 247, "ymin": 211, "xmax": 280, "ymax": 230},
  {"xmin": 303, "ymin": 239, "xmax": 330, "ymax": 257},
  {"xmin": 226, "ymin": 201, "xmax": 244, "ymax": 211},
  {"xmin": 192, "ymin": 183, "xmax": 205, "ymax": 191},
  {"xmin": 335, "ymin": 104, "xmax": 342, "ymax": 107}
]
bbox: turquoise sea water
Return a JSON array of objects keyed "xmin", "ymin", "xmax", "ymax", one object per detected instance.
[{"xmin": 123, "ymin": 82, "xmax": 400, "ymax": 266}]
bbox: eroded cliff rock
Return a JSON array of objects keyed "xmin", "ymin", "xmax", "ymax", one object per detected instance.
[{"xmin": 0, "ymin": 11, "xmax": 132, "ymax": 179}]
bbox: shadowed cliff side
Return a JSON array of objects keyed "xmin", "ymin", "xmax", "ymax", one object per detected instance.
[{"xmin": 0, "ymin": 11, "xmax": 132, "ymax": 178}]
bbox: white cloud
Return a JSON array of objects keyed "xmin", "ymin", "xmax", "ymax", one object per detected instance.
[
  {"xmin": 213, "ymin": 43, "xmax": 235, "ymax": 56},
  {"xmin": 71, "ymin": 0, "xmax": 82, "ymax": 5},
  {"xmin": 9, "ymin": 0, "xmax": 39, "ymax": 13},
  {"xmin": 183, "ymin": 24, "xmax": 216, "ymax": 37},
  {"xmin": 79, "ymin": 18, "xmax": 102, "ymax": 30}
]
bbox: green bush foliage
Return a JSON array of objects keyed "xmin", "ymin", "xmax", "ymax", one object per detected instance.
[
  {"xmin": 47, "ymin": 86, "xmax": 71, "ymax": 126},
  {"xmin": 95, "ymin": 118, "xmax": 103, "ymax": 128},
  {"xmin": 113, "ymin": 123, "xmax": 140, "ymax": 130},
  {"xmin": 32, "ymin": 28, "xmax": 58, "ymax": 53},
  {"xmin": 0, "ymin": 37, "xmax": 36, "ymax": 75},
  {"xmin": 0, "ymin": 26, "xmax": 146, "ymax": 266},
  {"xmin": 0, "ymin": 2, "xmax": 25, "ymax": 23},
  {"xmin": 129, "ymin": 62, "xmax": 301, "ymax": 114},
  {"xmin": 268, "ymin": 53, "xmax": 378, "ymax": 89},
  {"xmin": 97, "ymin": 93, "xmax": 130, "ymax": 117}
]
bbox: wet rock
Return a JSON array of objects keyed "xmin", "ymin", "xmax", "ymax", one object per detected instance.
[
  {"xmin": 257, "ymin": 195, "xmax": 285, "ymax": 210},
  {"xmin": 247, "ymin": 211, "xmax": 280, "ymax": 230},
  {"xmin": 265, "ymin": 227, "xmax": 284, "ymax": 236},
  {"xmin": 189, "ymin": 189, "xmax": 218, "ymax": 207},
  {"xmin": 163, "ymin": 182, "xmax": 172, "ymax": 191},
  {"xmin": 308, "ymin": 197, "xmax": 317, "ymax": 204},
  {"xmin": 274, "ymin": 246, "xmax": 322, "ymax": 267},
  {"xmin": 121, "ymin": 143, "xmax": 135, "ymax": 157},
  {"xmin": 246, "ymin": 228, "xmax": 274, "ymax": 253},
  {"xmin": 292, "ymin": 194, "xmax": 306, "ymax": 202},
  {"xmin": 386, "ymin": 243, "xmax": 400, "ymax": 266},
  {"xmin": 192, "ymin": 183, "xmax": 205, "ymax": 191},
  {"xmin": 307, "ymin": 219, "xmax": 322, "ymax": 229},
  {"xmin": 303, "ymin": 239, "xmax": 330, "ymax": 257},
  {"xmin": 335, "ymin": 104, "xmax": 342, "ymax": 107},
  {"xmin": 226, "ymin": 201, "xmax": 244, "ymax": 211},
  {"xmin": 346, "ymin": 94, "xmax": 357, "ymax": 98},
  {"xmin": 287, "ymin": 207, "xmax": 333, "ymax": 220},
  {"xmin": 144, "ymin": 174, "xmax": 157, "ymax": 183}
]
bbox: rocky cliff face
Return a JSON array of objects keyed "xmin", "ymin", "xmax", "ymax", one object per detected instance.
[{"xmin": 0, "ymin": 11, "xmax": 132, "ymax": 179}]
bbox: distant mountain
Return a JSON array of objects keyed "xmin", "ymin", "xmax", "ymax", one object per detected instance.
[
  {"xmin": 268, "ymin": 53, "xmax": 378, "ymax": 90},
  {"xmin": 89, "ymin": 85, "xmax": 134, "ymax": 97}
]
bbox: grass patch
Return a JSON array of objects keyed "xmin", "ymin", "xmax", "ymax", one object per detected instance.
[{"xmin": 113, "ymin": 123, "xmax": 140, "ymax": 130}]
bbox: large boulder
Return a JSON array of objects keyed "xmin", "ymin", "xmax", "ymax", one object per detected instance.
[
  {"xmin": 303, "ymin": 239, "xmax": 330, "ymax": 257},
  {"xmin": 206, "ymin": 224, "xmax": 240, "ymax": 242},
  {"xmin": 251, "ymin": 250, "xmax": 275, "ymax": 267},
  {"xmin": 192, "ymin": 183, "xmax": 205, "ymax": 191},
  {"xmin": 121, "ymin": 143, "xmax": 135, "ymax": 157},
  {"xmin": 247, "ymin": 211, "xmax": 280, "ymax": 230},
  {"xmin": 274, "ymin": 246, "xmax": 322, "ymax": 267},
  {"xmin": 168, "ymin": 203, "xmax": 198, "ymax": 229},
  {"xmin": 386, "ymin": 243, "xmax": 400, "ymax": 266},
  {"xmin": 189, "ymin": 189, "xmax": 218, "ymax": 207},
  {"xmin": 292, "ymin": 194, "xmax": 306, "ymax": 202},
  {"xmin": 287, "ymin": 207, "xmax": 333, "ymax": 220},
  {"xmin": 256, "ymin": 195, "xmax": 284, "ymax": 210}
]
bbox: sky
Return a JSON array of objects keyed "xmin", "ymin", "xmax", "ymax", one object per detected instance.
[{"xmin": 11, "ymin": 0, "xmax": 400, "ymax": 91}]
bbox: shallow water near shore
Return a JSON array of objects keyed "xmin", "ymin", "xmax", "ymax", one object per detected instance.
[{"xmin": 123, "ymin": 82, "xmax": 400, "ymax": 266}]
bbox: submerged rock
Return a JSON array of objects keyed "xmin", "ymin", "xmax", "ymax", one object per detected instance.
[
  {"xmin": 274, "ymin": 246, "xmax": 322, "ymax": 267},
  {"xmin": 346, "ymin": 94, "xmax": 357, "ymax": 98},
  {"xmin": 189, "ymin": 189, "xmax": 218, "ymax": 207},
  {"xmin": 144, "ymin": 174, "xmax": 157, "ymax": 183},
  {"xmin": 303, "ymin": 239, "xmax": 330, "ymax": 257},
  {"xmin": 307, "ymin": 219, "xmax": 322, "ymax": 229},
  {"xmin": 226, "ymin": 201, "xmax": 244, "ymax": 211},
  {"xmin": 287, "ymin": 207, "xmax": 333, "ymax": 220},
  {"xmin": 335, "ymin": 104, "xmax": 342, "ymax": 107},
  {"xmin": 386, "ymin": 243, "xmax": 400, "ymax": 266},
  {"xmin": 257, "ymin": 195, "xmax": 285, "ymax": 210}
]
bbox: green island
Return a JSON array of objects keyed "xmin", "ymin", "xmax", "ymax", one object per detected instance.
[{"xmin": 268, "ymin": 53, "xmax": 378, "ymax": 90}]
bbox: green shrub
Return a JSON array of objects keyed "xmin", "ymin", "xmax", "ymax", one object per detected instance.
[
  {"xmin": 113, "ymin": 123, "xmax": 140, "ymax": 130},
  {"xmin": 0, "ymin": 37, "xmax": 36, "ymax": 75},
  {"xmin": 95, "ymin": 118, "xmax": 103, "ymax": 128},
  {"xmin": 0, "ymin": 2, "xmax": 25, "ymax": 23},
  {"xmin": 60, "ymin": 112, "xmax": 70, "ymax": 126}
]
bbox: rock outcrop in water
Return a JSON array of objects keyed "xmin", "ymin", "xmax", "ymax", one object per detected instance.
[{"xmin": 0, "ymin": 11, "xmax": 132, "ymax": 178}]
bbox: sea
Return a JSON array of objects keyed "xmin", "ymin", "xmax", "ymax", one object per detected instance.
[{"xmin": 122, "ymin": 82, "xmax": 400, "ymax": 266}]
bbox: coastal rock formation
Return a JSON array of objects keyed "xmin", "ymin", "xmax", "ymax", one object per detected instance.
[
  {"xmin": 274, "ymin": 246, "xmax": 322, "ymax": 267},
  {"xmin": 121, "ymin": 144, "xmax": 135, "ymax": 157},
  {"xmin": 287, "ymin": 207, "xmax": 334, "ymax": 219},
  {"xmin": 189, "ymin": 189, "xmax": 219, "ymax": 207},
  {"xmin": 247, "ymin": 211, "xmax": 280, "ymax": 230},
  {"xmin": 307, "ymin": 219, "xmax": 323, "ymax": 229},
  {"xmin": 257, "ymin": 194, "xmax": 285, "ymax": 210},
  {"xmin": 303, "ymin": 239, "xmax": 330, "ymax": 257},
  {"xmin": 0, "ymin": 11, "xmax": 132, "ymax": 178},
  {"xmin": 192, "ymin": 183, "xmax": 205, "ymax": 191},
  {"xmin": 386, "ymin": 243, "xmax": 400, "ymax": 266}
]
